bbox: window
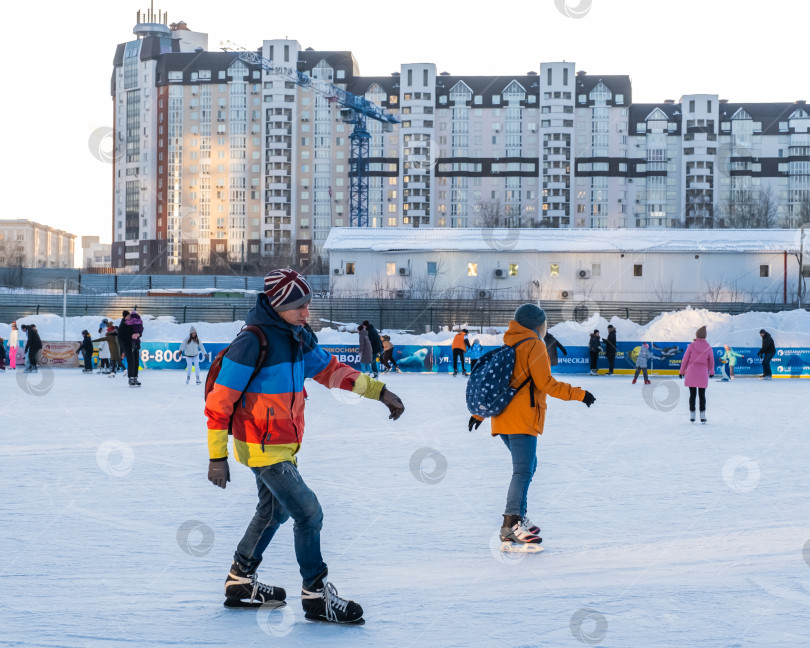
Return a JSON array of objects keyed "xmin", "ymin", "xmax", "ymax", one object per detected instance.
[
  {"xmin": 345, "ymin": 262, "xmax": 356, "ymax": 275},
  {"xmin": 386, "ymin": 262, "xmax": 396, "ymax": 276},
  {"xmin": 467, "ymin": 263, "xmax": 478, "ymax": 277},
  {"xmin": 508, "ymin": 263, "xmax": 519, "ymax": 277},
  {"xmin": 427, "ymin": 261, "xmax": 437, "ymax": 276},
  {"xmin": 760, "ymin": 265, "xmax": 770, "ymax": 278},
  {"xmin": 550, "ymin": 263, "xmax": 559, "ymax": 277},
  {"xmin": 592, "ymin": 263, "xmax": 601, "ymax": 277},
  {"xmin": 633, "ymin": 264, "xmax": 643, "ymax": 277}
]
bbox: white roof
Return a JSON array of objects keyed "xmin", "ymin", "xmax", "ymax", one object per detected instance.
[{"xmin": 324, "ymin": 227, "xmax": 806, "ymax": 254}]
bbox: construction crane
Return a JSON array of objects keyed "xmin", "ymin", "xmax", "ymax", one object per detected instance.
[{"xmin": 221, "ymin": 42, "xmax": 400, "ymax": 227}]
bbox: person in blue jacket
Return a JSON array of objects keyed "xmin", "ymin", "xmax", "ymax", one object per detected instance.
[{"xmin": 467, "ymin": 338, "xmax": 484, "ymax": 372}]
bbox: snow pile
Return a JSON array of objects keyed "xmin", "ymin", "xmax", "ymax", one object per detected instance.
[{"xmin": 1, "ymin": 307, "xmax": 808, "ymax": 347}]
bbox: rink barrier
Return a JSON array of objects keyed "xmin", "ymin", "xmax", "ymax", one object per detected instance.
[{"xmin": 9, "ymin": 341, "xmax": 808, "ymax": 377}]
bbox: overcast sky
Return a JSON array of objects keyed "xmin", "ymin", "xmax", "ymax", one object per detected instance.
[{"xmin": 2, "ymin": 0, "xmax": 808, "ymax": 263}]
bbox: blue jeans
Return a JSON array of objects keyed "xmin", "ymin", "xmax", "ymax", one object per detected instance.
[
  {"xmin": 762, "ymin": 352, "xmax": 774, "ymax": 377},
  {"xmin": 500, "ymin": 434, "xmax": 538, "ymax": 517},
  {"xmin": 234, "ymin": 461, "xmax": 326, "ymax": 588},
  {"xmin": 360, "ymin": 362, "xmax": 372, "ymax": 374}
]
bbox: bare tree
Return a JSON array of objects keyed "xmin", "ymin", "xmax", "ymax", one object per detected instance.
[
  {"xmin": 475, "ymin": 200, "xmax": 504, "ymax": 227},
  {"xmin": 717, "ymin": 186, "xmax": 778, "ymax": 228}
]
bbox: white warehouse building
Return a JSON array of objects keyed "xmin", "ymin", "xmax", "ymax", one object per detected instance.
[{"xmin": 324, "ymin": 228, "xmax": 809, "ymax": 303}]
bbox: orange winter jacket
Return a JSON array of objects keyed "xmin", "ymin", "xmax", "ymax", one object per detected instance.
[
  {"xmin": 488, "ymin": 320, "xmax": 587, "ymax": 437},
  {"xmin": 452, "ymin": 332, "xmax": 469, "ymax": 351}
]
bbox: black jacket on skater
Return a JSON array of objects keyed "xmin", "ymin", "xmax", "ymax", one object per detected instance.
[
  {"xmin": 543, "ymin": 332, "xmax": 568, "ymax": 367},
  {"xmin": 602, "ymin": 329, "xmax": 617, "ymax": 357},
  {"xmin": 363, "ymin": 321, "xmax": 383, "ymax": 355},
  {"xmin": 77, "ymin": 333, "xmax": 94, "ymax": 357},
  {"xmin": 758, "ymin": 330, "xmax": 775, "ymax": 356}
]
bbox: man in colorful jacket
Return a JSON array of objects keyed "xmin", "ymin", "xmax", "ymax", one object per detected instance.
[{"xmin": 205, "ymin": 268, "xmax": 404, "ymax": 624}]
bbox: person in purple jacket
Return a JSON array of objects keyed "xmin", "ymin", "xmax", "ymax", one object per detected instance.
[{"xmin": 679, "ymin": 326, "xmax": 715, "ymax": 423}]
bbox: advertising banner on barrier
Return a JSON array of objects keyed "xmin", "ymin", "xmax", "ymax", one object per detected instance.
[
  {"xmin": 26, "ymin": 340, "xmax": 810, "ymax": 378},
  {"xmin": 39, "ymin": 341, "xmax": 81, "ymax": 368}
]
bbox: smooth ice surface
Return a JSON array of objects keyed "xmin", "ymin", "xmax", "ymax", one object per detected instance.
[{"xmin": 2, "ymin": 369, "xmax": 809, "ymax": 647}]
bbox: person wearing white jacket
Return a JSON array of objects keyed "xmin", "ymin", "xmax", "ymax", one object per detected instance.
[{"xmin": 182, "ymin": 326, "xmax": 207, "ymax": 384}]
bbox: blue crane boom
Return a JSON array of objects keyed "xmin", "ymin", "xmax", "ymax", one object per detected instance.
[{"xmin": 222, "ymin": 42, "xmax": 399, "ymax": 227}]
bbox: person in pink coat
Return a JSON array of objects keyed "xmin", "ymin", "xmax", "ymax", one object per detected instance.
[{"xmin": 679, "ymin": 326, "xmax": 715, "ymax": 423}]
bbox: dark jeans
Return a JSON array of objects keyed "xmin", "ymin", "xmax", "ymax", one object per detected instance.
[
  {"xmin": 28, "ymin": 349, "xmax": 39, "ymax": 368},
  {"xmin": 606, "ymin": 354, "xmax": 616, "ymax": 374},
  {"xmin": 452, "ymin": 348, "xmax": 466, "ymax": 373},
  {"xmin": 500, "ymin": 434, "xmax": 538, "ymax": 517},
  {"xmin": 122, "ymin": 345, "xmax": 139, "ymax": 378},
  {"xmin": 761, "ymin": 353, "xmax": 774, "ymax": 377},
  {"xmin": 688, "ymin": 387, "xmax": 706, "ymax": 412},
  {"xmin": 234, "ymin": 461, "xmax": 326, "ymax": 588},
  {"xmin": 633, "ymin": 367, "xmax": 649, "ymax": 381},
  {"xmin": 82, "ymin": 353, "xmax": 93, "ymax": 371},
  {"xmin": 589, "ymin": 351, "xmax": 599, "ymax": 371}
]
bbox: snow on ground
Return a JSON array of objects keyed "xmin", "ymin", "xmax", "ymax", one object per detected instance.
[
  {"xmin": 2, "ymin": 369, "xmax": 809, "ymax": 647},
  {"xmin": 2, "ymin": 306, "xmax": 810, "ymax": 347}
]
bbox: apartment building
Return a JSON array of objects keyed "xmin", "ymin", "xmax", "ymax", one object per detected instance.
[
  {"xmin": 0, "ymin": 220, "xmax": 75, "ymax": 268},
  {"xmin": 110, "ymin": 12, "xmax": 810, "ymax": 272}
]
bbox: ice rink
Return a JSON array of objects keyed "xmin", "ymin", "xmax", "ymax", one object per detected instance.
[{"xmin": 2, "ymin": 368, "xmax": 809, "ymax": 647}]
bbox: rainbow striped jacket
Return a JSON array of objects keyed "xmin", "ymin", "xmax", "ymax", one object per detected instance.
[{"xmin": 205, "ymin": 294, "xmax": 384, "ymax": 467}]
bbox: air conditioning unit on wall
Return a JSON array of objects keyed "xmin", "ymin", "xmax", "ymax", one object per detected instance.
[
  {"xmin": 560, "ymin": 289, "xmax": 572, "ymax": 299},
  {"xmin": 578, "ymin": 269, "xmax": 591, "ymax": 279},
  {"xmin": 493, "ymin": 268, "xmax": 506, "ymax": 278},
  {"xmin": 478, "ymin": 289, "xmax": 491, "ymax": 298},
  {"xmin": 399, "ymin": 267, "xmax": 410, "ymax": 276},
  {"xmin": 333, "ymin": 267, "xmax": 343, "ymax": 275}
]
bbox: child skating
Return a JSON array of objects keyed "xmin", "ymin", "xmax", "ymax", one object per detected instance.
[
  {"xmin": 632, "ymin": 343, "xmax": 658, "ymax": 384},
  {"xmin": 719, "ymin": 345, "xmax": 742, "ymax": 381},
  {"xmin": 467, "ymin": 304, "xmax": 595, "ymax": 552},
  {"xmin": 679, "ymin": 326, "xmax": 714, "ymax": 423}
]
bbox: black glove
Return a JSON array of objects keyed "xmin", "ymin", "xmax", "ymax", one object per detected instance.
[
  {"xmin": 208, "ymin": 458, "xmax": 230, "ymax": 489},
  {"xmin": 582, "ymin": 391, "xmax": 596, "ymax": 407},
  {"xmin": 380, "ymin": 387, "xmax": 405, "ymax": 420},
  {"xmin": 757, "ymin": 351, "xmax": 763, "ymax": 357},
  {"xmin": 468, "ymin": 416, "xmax": 483, "ymax": 431}
]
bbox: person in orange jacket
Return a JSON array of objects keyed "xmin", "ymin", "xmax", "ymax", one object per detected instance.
[
  {"xmin": 451, "ymin": 328, "xmax": 471, "ymax": 376},
  {"xmin": 468, "ymin": 304, "xmax": 595, "ymax": 548}
]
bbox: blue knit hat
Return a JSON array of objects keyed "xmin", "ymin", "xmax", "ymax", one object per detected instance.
[{"xmin": 514, "ymin": 304, "xmax": 547, "ymax": 331}]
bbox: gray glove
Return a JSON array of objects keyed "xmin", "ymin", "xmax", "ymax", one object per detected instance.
[
  {"xmin": 380, "ymin": 387, "xmax": 405, "ymax": 421},
  {"xmin": 208, "ymin": 458, "xmax": 230, "ymax": 488}
]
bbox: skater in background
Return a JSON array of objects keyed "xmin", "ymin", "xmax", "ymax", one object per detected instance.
[
  {"xmin": 467, "ymin": 338, "xmax": 484, "ymax": 372},
  {"xmin": 602, "ymin": 325, "xmax": 617, "ymax": 375},
  {"xmin": 118, "ymin": 310, "xmax": 144, "ymax": 386},
  {"xmin": 76, "ymin": 330, "xmax": 95, "ymax": 373},
  {"xmin": 8, "ymin": 322, "xmax": 18, "ymax": 369},
  {"xmin": 205, "ymin": 268, "xmax": 404, "ymax": 623},
  {"xmin": 719, "ymin": 344, "xmax": 743, "ymax": 381},
  {"xmin": 679, "ymin": 326, "xmax": 714, "ymax": 423},
  {"xmin": 543, "ymin": 330, "xmax": 567, "ymax": 367},
  {"xmin": 97, "ymin": 335, "xmax": 111, "ymax": 373},
  {"xmin": 632, "ymin": 343, "xmax": 657, "ymax": 384},
  {"xmin": 24, "ymin": 324, "xmax": 42, "ymax": 373},
  {"xmin": 94, "ymin": 322, "xmax": 121, "ymax": 375},
  {"xmin": 182, "ymin": 326, "xmax": 207, "ymax": 385},
  {"xmin": 380, "ymin": 335, "xmax": 402, "ymax": 373},
  {"xmin": 358, "ymin": 324, "xmax": 373, "ymax": 375},
  {"xmin": 0, "ymin": 337, "xmax": 5, "ymax": 370},
  {"xmin": 468, "ymin": 304, "xmax": 595, "ymax": 550},
  {"xmin": 758, "ymin": 329, "xmax": 775, "ymax": 380},
  {"xmin": 362, "ymin": 320, "xmax": 383, "ymax": 379},
  {"xmin": 588, "ymin": 329, "xmax": 602, "ymax": 375},
  {"xmin": 452, "ymin": 328, "xmax": 470, "ymax": 376}
]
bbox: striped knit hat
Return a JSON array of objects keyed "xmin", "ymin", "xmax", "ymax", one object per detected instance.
[{"xmin": 264, "ymin": 269, "xmax": 312, "ymax": 312}]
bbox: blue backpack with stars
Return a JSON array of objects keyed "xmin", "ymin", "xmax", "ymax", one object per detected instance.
[{"xmin": 465, "ymin": 338, "xmax": 535, "ymax": 418}]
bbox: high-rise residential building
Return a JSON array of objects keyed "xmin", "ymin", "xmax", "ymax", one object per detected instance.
[{"xmin": 111, "ymin": 12, "xmax": 810, "ymax": 272}]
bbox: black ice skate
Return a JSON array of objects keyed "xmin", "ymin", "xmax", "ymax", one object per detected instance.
[
  {"xmin": 499, "ymin": 515, "xmax": 543, "ymax": 553},
  {"xmin": 301, "ymin": 569, "xmax": 364, "ymax": 624},
  {"xmin": 224, "ymin": 562, "xmax": 286, "ymax": 609}
]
